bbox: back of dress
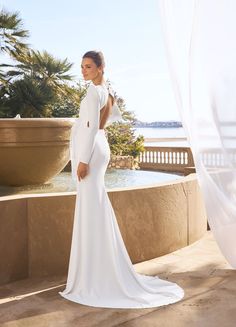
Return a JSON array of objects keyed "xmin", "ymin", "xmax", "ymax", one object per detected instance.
[{"xmin": 69, "ymin": 81, "xmax": 123, "ymax": 182}]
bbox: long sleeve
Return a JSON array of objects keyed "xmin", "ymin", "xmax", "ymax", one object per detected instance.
[{"xmin": 78, "ymin": 85, "xmax": 101, "ymax": 164}]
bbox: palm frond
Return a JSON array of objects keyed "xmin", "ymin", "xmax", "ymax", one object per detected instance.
[{"xmin": 0, "ymin": 8, "xmax": 30, "ymax": 56}]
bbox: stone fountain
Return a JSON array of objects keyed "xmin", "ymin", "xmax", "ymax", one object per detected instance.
[{"xmin": 0, "ymin": 117, "xmax": 75, "ymax": 186}]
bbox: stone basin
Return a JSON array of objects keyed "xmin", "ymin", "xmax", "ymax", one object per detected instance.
[{"xmin": 0, "ymin": 118, "xmax": 74, "ymax": 186}]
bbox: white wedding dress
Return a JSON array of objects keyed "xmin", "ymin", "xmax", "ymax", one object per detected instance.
[{"xmin": 59, "ymin": 81, "xmax": 184, "ymax": 308}]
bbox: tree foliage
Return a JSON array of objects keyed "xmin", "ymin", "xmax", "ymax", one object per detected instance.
[
  {"xmin": 0, "ymin": 8, "xmax": 29, "ymax": 56},
  {"xmin": 106, "ymin": 97, "xmax": 145, "ymax": 158},
  {"xmin": 0, "ymin": 49, "xmax": 79, "ymax": 117},
  {"xmin": 49, "ymin": 82, "xmax": 87, "ymax": 117}
]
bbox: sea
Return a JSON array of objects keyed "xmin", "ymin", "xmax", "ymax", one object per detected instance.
[{"xmin": 133, "ymin": 127, "xmax": 189, "ymax": 147}]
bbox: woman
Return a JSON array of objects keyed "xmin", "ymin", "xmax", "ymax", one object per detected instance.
[{"xmin": 59, "ymin": 50, "xmax": 184, "ymax": 308}]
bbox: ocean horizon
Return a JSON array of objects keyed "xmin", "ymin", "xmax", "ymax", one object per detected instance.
[{"xmin": 133, "ymin": 127, "xmax": 189, "ymax": 147}]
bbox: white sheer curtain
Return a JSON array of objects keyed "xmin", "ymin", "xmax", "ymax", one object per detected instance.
[{"xmin": 159, "ymin": 0, "xmax": 236, "ymax": 268}]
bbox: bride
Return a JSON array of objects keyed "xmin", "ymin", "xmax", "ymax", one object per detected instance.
[{"xmin": 59, "ymin": 50, "xmax": 184, "ymax": 308}]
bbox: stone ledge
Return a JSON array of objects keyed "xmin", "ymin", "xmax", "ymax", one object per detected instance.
[{"xmin": 0, "ymin": 174, "xmax": 207, "ymax": 285}]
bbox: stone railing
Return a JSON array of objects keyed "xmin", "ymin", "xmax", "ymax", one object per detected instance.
[
  {"xmin": 199, "ymin": 148, "xmax": 236, "ymax": 168},
  {"xmin": 139, "ymin": 146, "xmax": 195, "ymax": 173}
]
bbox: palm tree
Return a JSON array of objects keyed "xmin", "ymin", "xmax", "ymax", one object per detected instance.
[
  {"xmin": 0, "ymin": 68, "xmax": 6, "ymax": 84},
  {"xmin": 0, "ymin": 8, "xmax": 29, "ymax": 56},
  {"xmin": 0, "ymin": 8, "xmax": 29, "ymax": 87},
  {"xmin": 3, "ymin": 49, "xmax": 75, "ymax": 95},
  {"xmin": 1, "ymin": 76, "xmax": 56, "ymax": 117},
  {"xmin": 0, "ymin": 49, "xmax": 78, "ymax": 117},
  {"xmin": 0, "ymin": 8, "xmax": 80, "ymax": 118}
]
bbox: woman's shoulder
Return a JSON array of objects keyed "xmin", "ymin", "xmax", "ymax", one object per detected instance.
[
  {"xmin": 86, "ymin": 83, "xmax": 108, "ymax": 109},
  {"xmin": 87, "ymin": 82, "xmax": 108, "ymax": 99}
]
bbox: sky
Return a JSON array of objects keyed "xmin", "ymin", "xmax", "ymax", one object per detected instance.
[{"xmin": 1, "ymin": 0, "xmax": 181, "ymax": 122}]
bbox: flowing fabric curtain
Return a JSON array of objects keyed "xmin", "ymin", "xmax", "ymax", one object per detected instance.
[{"xmin": 159, "ymin": 0, "xmax": 236, "ymax": 268}]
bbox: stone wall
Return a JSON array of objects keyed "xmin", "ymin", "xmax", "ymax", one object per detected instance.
[
  {"xmin": 108, "ymin": 154, "xmax": 139, "ymax": 170},
  {"xmin": 0, "ymin": 173, "xmax": 207, "ymax": 285}
]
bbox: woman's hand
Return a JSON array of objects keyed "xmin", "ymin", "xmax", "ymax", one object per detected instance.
[{"xmin": 77, "ymin": 162, "xmax": 89, "ymax": 181}]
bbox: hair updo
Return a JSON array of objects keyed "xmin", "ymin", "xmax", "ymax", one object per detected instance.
[{"xmin": 82, "ymin": 50, "xmax": 105, "ymax": 75}]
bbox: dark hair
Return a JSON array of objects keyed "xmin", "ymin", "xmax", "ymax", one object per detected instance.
[{"xmin": 82, "ymin": 50, "xmax": 105, "ymax": 74}]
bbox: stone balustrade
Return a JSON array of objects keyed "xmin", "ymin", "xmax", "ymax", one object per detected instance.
[
  {"xmin": 105, "ymin": 144, "xmax": 236, "ymax": 176},
  {"xmin": 199, "ymin": 148, "xmax": 236, "ymax": 167},
  {"xmin": 139, "ymin": 146, "xmax": 195, "ymax": 173}
]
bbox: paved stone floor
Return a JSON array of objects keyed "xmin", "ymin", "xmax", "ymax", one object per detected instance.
[{"xmin": 1, "ymin": 231, "xmax": 236, "ymax": 327}]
